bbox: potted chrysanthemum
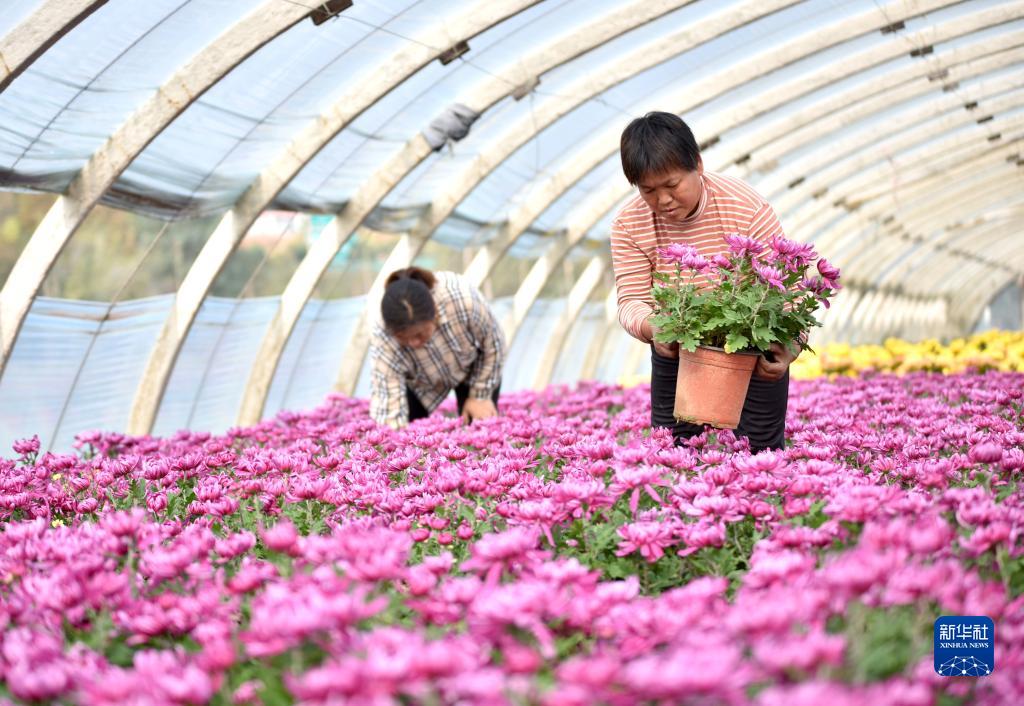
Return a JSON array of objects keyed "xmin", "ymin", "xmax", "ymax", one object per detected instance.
[{"xmin": 649, "ymin": 234, "xmax": 840, "ymax": 428}]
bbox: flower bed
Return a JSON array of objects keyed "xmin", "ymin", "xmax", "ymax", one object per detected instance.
[
  {"xmin": 1, "ymin": 372, "xmax": 1023, "ymax": 705},
  {"xmin": 791, "ymin": 330, "xmax": 1024, "ymax": 378}
]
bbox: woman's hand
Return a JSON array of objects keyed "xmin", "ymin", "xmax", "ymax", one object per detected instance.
[
  {"xmin": 462, "ymin": 398, "xmax": 497, "ymax": 423},
  {"xmin": 644, "ymin": 319, "xmax": 679, "ymax": 359},
  {"xmin": 654, "ymin": 340, "xmax": 680, "ymax": 359},
  {"xmin": 754, "ymin": 342, "xmax": 798, "ymax": 381}
]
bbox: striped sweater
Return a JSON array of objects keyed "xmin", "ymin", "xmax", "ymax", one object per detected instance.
[{"xmin": 610, "ymin": 171, "xmax": 785, "ymax": 343}]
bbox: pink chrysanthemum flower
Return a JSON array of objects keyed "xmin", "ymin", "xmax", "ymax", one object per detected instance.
[
  {"xmin": 769, "ymin": 235, "xmax": 817, "ymax": 269},
  {"xmin": 723, "ymin": 233, "xmax": 765, "ymax": 257},
  {"xmin": 615, "ymin": 521, "xmax": 678, "ymax": 562},
  {"xmin": 658, "ymin": 243, "xmax": 710, "ymax": 271},
  {"xmin": 816, "ymin": 257, "xmax": 841, "ymax": 287},
  {"xmin": 753, "ymin": 261, "xmax": 786, "ymax": 291}
]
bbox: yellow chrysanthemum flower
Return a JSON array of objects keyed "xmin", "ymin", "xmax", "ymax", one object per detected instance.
[{"xmin": 793, "ymin": 330, "xmax": 1024, "ymax": 377}]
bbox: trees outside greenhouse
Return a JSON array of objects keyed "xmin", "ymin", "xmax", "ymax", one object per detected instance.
[{"xmin": 0, "ymin": 1, "xmax": 1022, "ymax": 704}]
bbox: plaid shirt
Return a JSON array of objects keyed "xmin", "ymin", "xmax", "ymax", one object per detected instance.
[{"xmin": 369, "ymin": 272, "xmax": 505, "ymax": 428}]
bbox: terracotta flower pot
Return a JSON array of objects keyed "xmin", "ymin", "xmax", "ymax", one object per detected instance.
[{"xmin": 674, "ymin": 345, "xmax": 759, "ymax": 429}]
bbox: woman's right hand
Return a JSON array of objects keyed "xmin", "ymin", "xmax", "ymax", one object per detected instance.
[
  {"xmin": 644, "ymin": 319, "xmax": 679, "ymax": 359},
  {"xmin": 653, "ymin": 340, "xmax": 679, "ymax": 358}
]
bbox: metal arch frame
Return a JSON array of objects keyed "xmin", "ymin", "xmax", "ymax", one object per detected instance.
[
  {"xmin": 897, "ymin": 302, "xmax": 922, "ymax": 339},
  {"xmin": 787, "ymin": 130, "xmax": 1024, "ymax": 299},
  {"xmin": 815, "ymin": 287, "xmax": 862, "ymax": 344},
  {"xmin": 842, "ymin": 290, "xmax": 891, "ymax": 343},
  {"xmin": 801, "ymin": 137, "xmax": 1023, "ymax": 252},
  {"xmin": 836, "ymin": 289, "xmax": 876, "ymax": 344},
  {"xmin": 464, "ymin": 0, "xmax": 1014, "ymax": 277},
  {"xmin": 846, "ymin": 290, "xmax": 886, "ymax": 344},
  {"xmin": 622, "ymin": 334, "xmax": 650, "ymax": 383},
  {"xmin": 824, "ymin": 288, "xmax": 863, "ymax": 341},
  {"xmin": 848, "ymin": 174, "xmax": 1024, "ymax": 288},
  {"xmin": 794, "ymin": 140, "xmax": 1024, "ymax": 281},
  {"xmin": 124, "ymin": 0, "xmax": 541, "ymax": 434},
  {"xmin": 819, "ymin": 288, "xmax": 863, "ymax": 342},
  {"xmin": 905, "ymin": 300, "xmax": 937, "ymax": 341},
  {"xmin": 831, "ymin": 287, "xmax": 880, "ymax": 339},
  {"xmin": 872, "ymin": 294, "xmax": 909, "ymax": 342},
  {"xmin": 579, "ymin": 289, "xmax": 620, "ymax": 382},
  {"xmin": 498, "ymin": 186, "xmax": 623, "ymax": 338},
  {"xmin": 824, "ymin": 129, "xmax": 1023, "ymax": 209},
  {"xmin": 785, "ymin": 114, "xmax": 1024, "ymax": 239},
  {"xmin": 870, "ymin": 175, "xmax": 1024, "ymax": 275},
  {"xmin": 869, "ymin": 293, "xmax": 901, "ymax": 340},
  {"xmin": 827, "ymin": 223, "xmax": 1011, "ymax": 338},
  {"xmin": 896, "ymin": 297, "xmax": 941, "ymax": 340},
  {"xmin": 859, "ymin": 291, "xmax": 953, "ymax": 342},
  {"xmin": 879, "ymin": 298, "xmax": 906, "ymax": 340},
  {"xmin": 463, "ymin": 0, "xmax": 1015, "ymax": 316},
  {"xmin": 0, "ymin": 0, "xmax": 313, "ymax": 380},
  {"xmin": 889, "ymin": 185, "xmax": 1024, "ymax": 256},
  {"xmin": 530, "ymin": 252, "xmax": 607, "ymax": 390},
  {"xmin": 724, "ymin": 38, "xmax": 1024, "ymax": 177},
  {"xmin": 771, "ymin": 91, "xmax": 1024, "ymax": 222},
  {"xmin": 897, "ymin": 299, "xmax": 923, "ymax": 341},
  {"xmin": 322, "ymin": 0, "xmax": 804, "ymax": 402},
  {"xmin": 755, "ymin": 74, "xmax": 1024, "ymax": 203},
  {"xmin": 0, "ymin": 0, "xmax": 108, "ymax": 93},
  {"xmin": 923, "ymin": 216, "xmax": 1024, "ymax": 304},
  {"xmin": 866, "ymin": 291, "xmax": 897, "ymax": 340},
  {"xmin": 789, "ymin": 133, "xmax": 1024, "ymax": 252},
  {"xmin": 812, "ymin": 147, "xmax": 1024, "ymax": 288},
  {"xmin": 783, "ymin": 143, "xmax": 1024, "ymax": 257},
  {"xmin": 238, "ymin": 0, "xmax": 768, "ymax": 421},
  {"xmin": 934, "ymin": 220, "xmax": 1024, "ymax": 299},
  {"xmin": 936, "ymin": 202, "xmax": 1024, "ymax": 278},
  {"xmin": 889, "ymin": 297, "xmax": 947, "ymax": 341},
  {"xmin": 886, "ymin": 295, "xmax": 922, "ymax": 340},
  {"xmin": 831, "ymin": 161, "xmax": 1023, "ymax": 277},
  {"xmin": 954, "ymin": 232, "xmax": 1024, "ymax": 327},
  {"xmin": 428, "ymin": 0, "xmax": 1013, "ymax": 357},
  {"xmin": 917, "ymin": 299, "xmax": 937, "ymax": 340}
]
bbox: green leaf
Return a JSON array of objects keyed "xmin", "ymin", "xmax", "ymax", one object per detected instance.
[
  {"xmin": 751, "ymin": 325, "xmax": 775, "ymax": 347},
  {"xmin": 678, "ymin": 332, "xmax": 702, "ymax": 352},
  {"xmin": 724, "ymin": 332, "xmax": 750, "ymax": 353}
]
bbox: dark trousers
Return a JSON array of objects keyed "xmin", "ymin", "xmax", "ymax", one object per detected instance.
[
  {"xmin": 407, "ymin": 380, "xmax": 501, "ymax": 422},
  {"xmin": 650, "ymin": 347, "xmax": 788, "ymax": 452}
]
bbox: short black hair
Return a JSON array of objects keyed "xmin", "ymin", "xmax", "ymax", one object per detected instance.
[
  {"xmin": 620, "ymin": 112, "xmax": 701, "ymax": 185},
  {"xmin": 381, "ymin": 266, "xmax": 437, "ymax": 333}
]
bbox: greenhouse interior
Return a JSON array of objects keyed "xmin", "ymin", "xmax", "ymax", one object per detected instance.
[{"xmin": 0, "ymin": 0, "xmax": 1022, "ymax": 703}]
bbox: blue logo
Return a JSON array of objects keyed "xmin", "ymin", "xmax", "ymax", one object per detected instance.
[{"xmin": 934, "ymin": 616, "xmax": 994, "ymax": 677}]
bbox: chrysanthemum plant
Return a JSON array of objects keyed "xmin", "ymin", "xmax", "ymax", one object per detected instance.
[{"xmin": 650, "ymin": 234, "xmax": 841, "ymax": 354}]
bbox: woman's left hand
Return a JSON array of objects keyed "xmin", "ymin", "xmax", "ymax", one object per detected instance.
[
  {"xmin": 754, "ymin": 342, "xmax": 798, "ymax": 381},
  {"xmin": 462, "ymin": 398, "xmax": 497, "ymax": 423}
]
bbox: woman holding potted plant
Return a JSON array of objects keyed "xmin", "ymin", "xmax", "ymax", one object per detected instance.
[{"xmin": 610, "ymin": 112, "xmax": 839, "ymax": 451}]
